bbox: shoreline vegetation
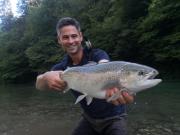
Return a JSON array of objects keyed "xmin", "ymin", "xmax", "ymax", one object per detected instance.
[{"xmin": 0, "ymin": 0, "xmax": 179, "ymax": 83}]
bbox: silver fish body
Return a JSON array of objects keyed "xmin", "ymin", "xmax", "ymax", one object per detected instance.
[{"xmin": 61, "ymin": 61, "xmax": 162, "ymax": 105}]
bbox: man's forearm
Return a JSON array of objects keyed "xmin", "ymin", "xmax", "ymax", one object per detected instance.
[{"xmin": 35, "ymin": 71, "xmax": 66, "ymax": 91}]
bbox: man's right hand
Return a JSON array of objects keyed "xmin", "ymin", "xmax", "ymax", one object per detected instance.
[{"xmin": 36, "ymin": 71, "xmax": 67, "ymax": 91}]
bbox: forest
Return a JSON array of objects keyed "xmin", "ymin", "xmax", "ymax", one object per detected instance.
[{"xmin": 0, "ymin": 0, "xmax": 179, "ymax": 83}]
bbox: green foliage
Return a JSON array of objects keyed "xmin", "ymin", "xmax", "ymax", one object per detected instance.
[
  {"xmin": 135, "ymin": 0, "xmax": 180, "ymax": 78},
  {"xmin": 137, "ymin": 0, "xmax": 180, "ymax": 61},
  {"xmin": 25, "ymin": 36, "xmax": 63, "ymax": 73},
  {"xmin": 0, "ymin": 0, "xmax": 180, "ymax": 83},
  {"xmin": 0, "ymin": 36, "xmax": 30, "ymax": 83}
]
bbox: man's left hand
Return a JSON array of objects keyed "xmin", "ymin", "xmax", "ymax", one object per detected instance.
[{"xmin": 106, "ymin": 87, "xmax": 134, "ymax": 105}]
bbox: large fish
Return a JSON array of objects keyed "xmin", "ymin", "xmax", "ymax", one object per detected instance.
[{"xmin": 60, "ymin": 61, "xmax": 162, "ymax": 105}]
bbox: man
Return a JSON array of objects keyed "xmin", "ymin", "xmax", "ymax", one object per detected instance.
[{"xmin": 36, "ymin": 17, "xmax": 134, "ymax": 135}]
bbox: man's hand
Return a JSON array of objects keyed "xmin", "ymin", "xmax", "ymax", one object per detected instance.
[
  {"xmin": 36, "ymin": 71, "xmax": 67, "ymax": 91},
  {"xmin": 106, "ymin": 87, "xmax": 134, "ymax": 105}
]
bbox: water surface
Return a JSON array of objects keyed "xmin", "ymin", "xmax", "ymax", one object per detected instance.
[{"xmin": 0, "ymin": 81, "xmax": 179, "ymax": 135}]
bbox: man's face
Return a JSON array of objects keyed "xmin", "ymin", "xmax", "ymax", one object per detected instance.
[{"xmin": 58, "ymin": 25, "xmax": 83, "ymax": 55}]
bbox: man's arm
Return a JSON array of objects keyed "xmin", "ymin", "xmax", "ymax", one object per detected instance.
[{"xmin": 36, "ymin": 71, "xmax": 66, "ymax": 91}]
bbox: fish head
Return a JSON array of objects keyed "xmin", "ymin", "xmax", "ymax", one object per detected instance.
[{"xmin": 119, "ymin": 63, "xmax": 162, "ymax": 93}]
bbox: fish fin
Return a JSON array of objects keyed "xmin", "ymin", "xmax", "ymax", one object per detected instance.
[
  {"xmin": 107, "ymin": 87, "xmax": 133, "ymax": 102},
  {"xmin": 75, "ymin": 94, "xmax": 87, "ymax": 104},
  {"xmin": 107, "ymin": 91, "xmax": 121, "ymax": 102},
  {"xmin": 59, "ymin": 71, "xmax": 69, "ymax": 93},
  {"xmin": 86, "ymin": 96, "xmax": 93, "ymax": 105},
  {"xmin": 62, "ymin": 86, "xmax": 70, "ymax": 93},
  {"xmin": 120, "ymin": 87, "xmax": 135, "ymax": 95},
  {"xmin": 98, "ymin": 59, "xmax": 109, "ymax": 63}
]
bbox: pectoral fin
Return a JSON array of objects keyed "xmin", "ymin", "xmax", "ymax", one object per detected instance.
[
  {"xmin": 86, "ymin": 96, "xmax": 93, "ymax": 105},
  {"xmin": 75, "ymin": 93, "xmax": 87, "ymax": 104},
  {"xmin": 107, "ymin": 91, "xmax": 121, "ymax": 102},
  {"xmin": 62, "ymin": 86, "xmax": 70, "ymax": 93},
  {"xmin": 107, "ymin": 87, "xmax": 129, "ymax": 102},
  {"xmin": 59, "ymin": 71, "xmax": 69, "ymax": 93}
]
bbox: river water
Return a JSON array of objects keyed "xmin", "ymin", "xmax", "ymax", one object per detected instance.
[{"xmin": 0, "ymin": 81, "xmax": 180, "ymax": 135}]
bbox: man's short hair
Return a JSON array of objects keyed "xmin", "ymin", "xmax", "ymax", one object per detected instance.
[{"xmin": 56, "ymin": 17, "xmax": 81, "ymax": 35}]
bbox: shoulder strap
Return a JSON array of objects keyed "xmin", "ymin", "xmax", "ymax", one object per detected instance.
[{"xmin": 83, "ymin": 36, "xmax": 94, "ymax": 62}]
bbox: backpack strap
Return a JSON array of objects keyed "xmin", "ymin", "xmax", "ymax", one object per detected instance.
[{"xmin": 83, "ymin": 36, "xmax": 93, "ymax": 62}]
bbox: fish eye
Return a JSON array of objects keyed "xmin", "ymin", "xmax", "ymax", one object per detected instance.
[{"xmin": 138, "ymin": 71, "xmax": 144, "ymax": 76}]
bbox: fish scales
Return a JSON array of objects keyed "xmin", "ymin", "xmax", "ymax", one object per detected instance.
[{"xmin": 61, "ymin": 61, "xmax": 162, "ymax": 105}]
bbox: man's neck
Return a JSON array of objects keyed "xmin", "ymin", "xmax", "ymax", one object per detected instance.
[{"xmin": 69, "ymin": 48, "xmax": 83, "ymax": 65}]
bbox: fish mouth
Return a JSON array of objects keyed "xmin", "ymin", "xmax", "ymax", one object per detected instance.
[{"xmin": 144, "ymin": 70, "xmax": 159, "ymax": 80}]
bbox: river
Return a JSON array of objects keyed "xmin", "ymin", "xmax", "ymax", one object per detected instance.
[{"xmin": 0, "ymin": 81, "xmax": 180, "ymax": 135}]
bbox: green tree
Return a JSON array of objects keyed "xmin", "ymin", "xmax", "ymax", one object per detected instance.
[{"xmin": 137, "ymin": 0, "xmax": 180, "ymax": 78}]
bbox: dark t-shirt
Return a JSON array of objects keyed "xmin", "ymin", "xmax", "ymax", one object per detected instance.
[{"xmin": 51, "ymin": 48, "xmax": 126, "ymax": 119}]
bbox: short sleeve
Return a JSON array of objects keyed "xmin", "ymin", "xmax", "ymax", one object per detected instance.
[
  {"xmin": 92, "ymin": 49, "xmax": 110, "ymax": 62},
  {"xmin": 51, "ymin": 63, "xmax": 65, "ymax": 71},
  {"xmin": 51, "ymin": 55, "xmax": 68, "ymax": 71}
]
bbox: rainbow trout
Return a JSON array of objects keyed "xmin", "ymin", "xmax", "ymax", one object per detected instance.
[{"xmin": 60, "ymin": 61, "xmax": 162, "ymax": 105}]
